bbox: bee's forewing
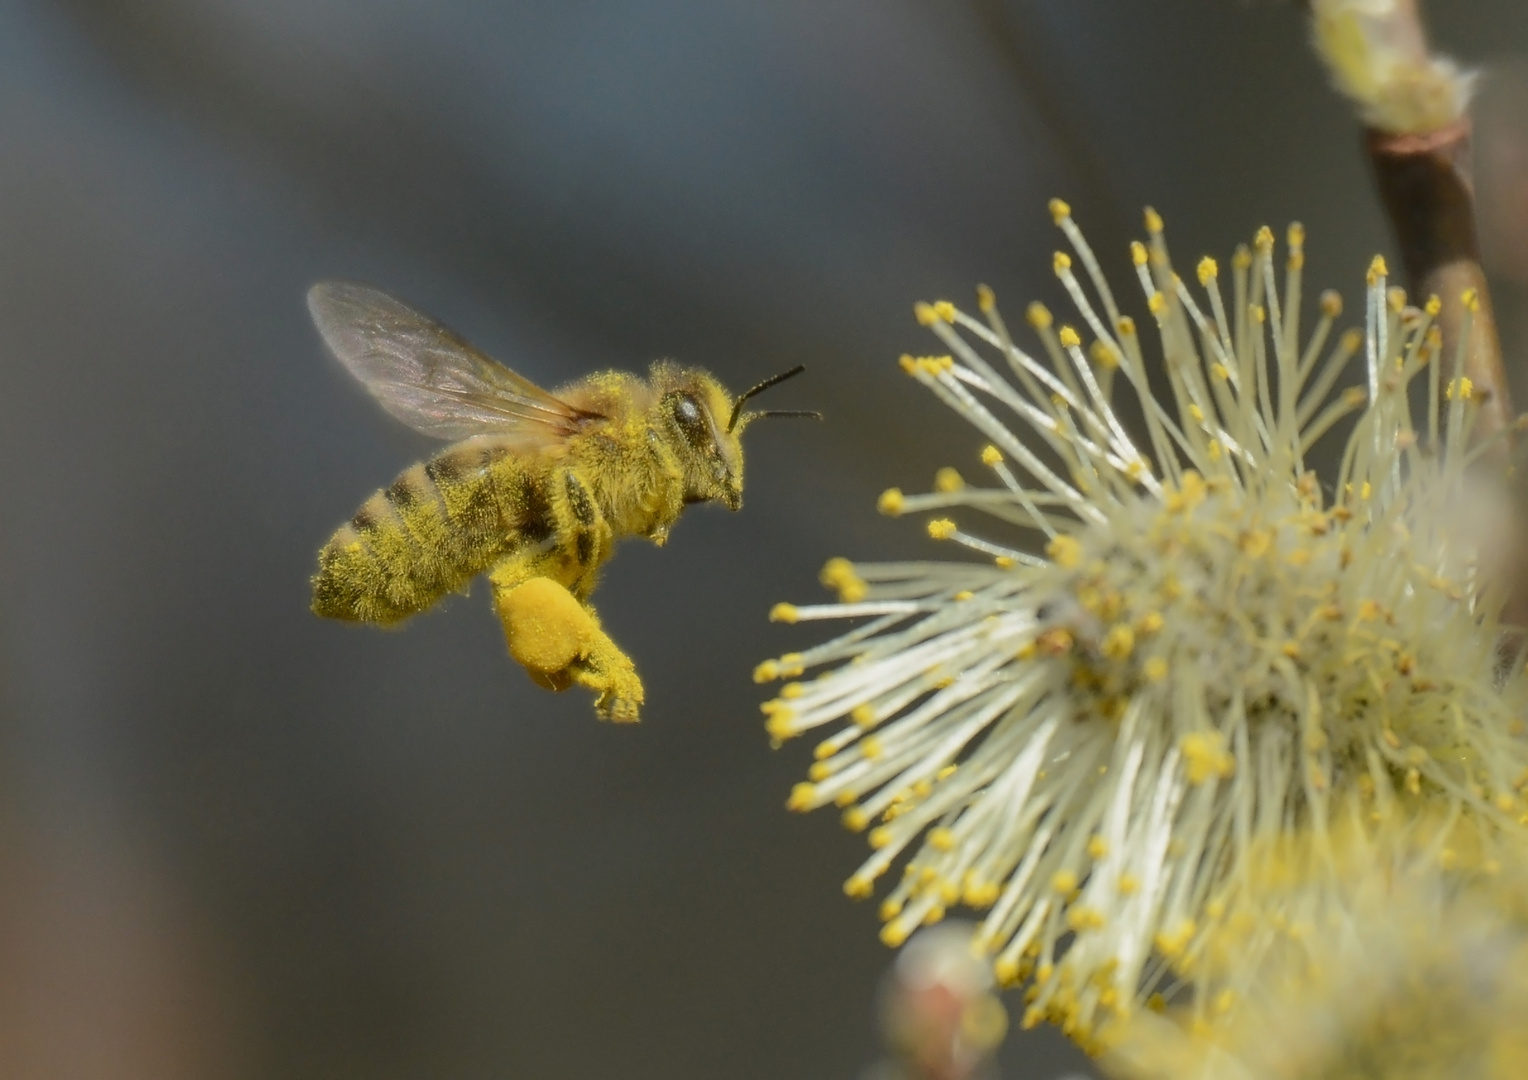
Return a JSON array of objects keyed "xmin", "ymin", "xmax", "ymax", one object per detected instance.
[{"xmin": 308, "ymin": 281, "xmax": 594, "ymax": 443}]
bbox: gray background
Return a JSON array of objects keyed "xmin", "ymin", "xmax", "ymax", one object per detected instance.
[{"xmin": 0, "ymin": 1, "xmax": 1524, "ymax": 1077}]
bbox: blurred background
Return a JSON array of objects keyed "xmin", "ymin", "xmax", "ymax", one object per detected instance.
[{"xmin": 1, "ymin": 1, "xmax": 1527, "ymax": 1077}]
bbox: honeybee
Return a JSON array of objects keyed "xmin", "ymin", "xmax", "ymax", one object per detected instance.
[{"xmin": 308, "ymin": 281, "xmax": 816, "ymax": 721}]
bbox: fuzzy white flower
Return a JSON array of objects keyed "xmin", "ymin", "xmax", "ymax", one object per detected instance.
[{"xmin": 758, "ymin": 201, "xmax": 1528, "ymax": 1046}]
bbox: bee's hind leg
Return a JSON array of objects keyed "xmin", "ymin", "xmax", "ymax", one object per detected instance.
[{"xmin": 489, "ymin": 561, "xmax": 644, "ymax": 722}]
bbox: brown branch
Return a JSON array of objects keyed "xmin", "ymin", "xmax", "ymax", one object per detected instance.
[{"xmin": 1367, "ymin": 119, "xmax": 1513, "ymax": 444}]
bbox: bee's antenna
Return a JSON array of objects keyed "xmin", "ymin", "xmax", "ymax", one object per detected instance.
[
  {"xmin": 750, "ymin": 410, "xmax": 823, "ymax": 421},
  {"xmin": 728, "ymin": 364, "xmax": 808, "ymax": 433}
]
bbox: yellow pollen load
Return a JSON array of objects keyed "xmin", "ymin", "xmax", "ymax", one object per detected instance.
[
  {"xmin": 1196, "ymin": 256, "xmax": 1218, "ymax": 285},
  {"xmin": 860, "ymin": 737, "xmax": 884, "ymax": 760},
  {"xmin": 1116, "ymin": 315, "xmax": 1136, "ymax": 337},
  {"xmin": 1087, "ymin": 835, "xmax": 1109, "ymax": 859},
  {"xmin": 851, "ymin": 704, "xmax": 876, "ymax": 728},
  {"xmin": 898, "ymin": 353, "xmax": 917, "ymax": 375},
  {"xmin": 1147, "ymin": 292, "xmax": 1166, "ymax": 316},
  {"xmin": 1446, "ymin": 376, "xmax": 1473, "ymax": 401},
  {"xmin": 1287, "ymin": 221, "xmax": 1304, "ymax": 249},
  {"xmin": 753, "ymin": 659, "xmax": 780, "ymax": 683},
  {"xmin": 954, "ymin": 590, "xmax": 974, "ymax": 602},
  {"xmin": 981, "ymin": 444, "xmax": 1004, "ymax": 466},
  {"xmin": 1143, "ymin": 207, "xmax": 1164, "ymax": 234},
  {"xmin": 1057, "ymin": 325, "xmax": 1082, "ymax": 349},
  {"xmin": 1188, "ymin": 403, "xmax": 1204, "ymax": 422},
  {"xmin": 1320, "ymin": 289, "xmax": 1343, "ymax": 316},
  {"xmin": 1143, "ymin": 656, "xmax": 1169, "ymax": 683},
  {"xmin": 1130, "ymin": 241, "xmax": 1148, "ymax": 267},
  {"xmin": 1252, "ymin": 304, "xmax": 1266, "ymax": 325},
  {"xmin": 934, "ymin": 466, "xmax": 964, "ymax": 493},
  {"xmin": 877, "ymin": 488, "xmax": 904, "ymax": 516},
  {"xmin": 1254, "ymin": 225, "xmax": 1273, "ymax": 252},
  {"xmin": 1048, "ymin": 197, "xmax": 1072, "ymax": 223},
  {"xmin": 1232, "ymin": 245, "xmax": 1252, "ymax": 270},
  {"xmin": 1053, "ymin": 251, "xmax": 1073, "ymax": 275},
  {"xmin": 769, "ymin": 602, "xmax": 799, "ymax": 624},
  {"xmin": 1388, "ymin": 286, "xmax": 1407, "ymax": 313},
  {"xmin": 1045, "ymin": 534, "xmax": 1083, "ymax": 569},
  {"xmin": 927, "ymin": 518, "xmax": 957, "ymax": 541},
  {"xmin": 929, "ymin": 827, "xmax": 956, "ymax": 851},
  {"xmin": 1051, "ymin": 869, "xmax": 1080, "ymax": 894},
  {"xmin": 765, "ymin": 712, "xmax": 797, "ymax": 742},
  {"xmin": 1425, "ymin": 293, "xmax": 1442, "ymax": 316},
  {"xmin": 1118, "ymin": 873, "xmax": 1140, "ymax": 896},
  {"xmin": 1462, "ymin": 286, "xmax": 1480, "ymax": 313},
  {"xmin": 995, "ymin": 556, "xmax": 1015, "ymax": 568},
  {"xmin": 1138, "ymin": 611, "xmax": 1164, "ymax": 635},
  {"xmin": 880, "ymin": 922, "xmax": 910, "ymax": 948},
  {"xmin": 976, "ymin": 283, "xmax": 996, "ymax": 312},
  {"xmin": 842, "ymin": 806, "xmax": 870, "ymax": 832},
  {"xmin": 1067, "ymin": 906, "xmax": 1105, "ymax": 932},
  {"xmin": 1026, "ymin": 301, "xmax": 1053, "ymax": 330},
  {"xmin": 1367, "ymin": 254, "xmax": 1388, "ymax": 285},
  {"xmin": 780, "ymin": 682, "xmax": 805, "ymax": 700}
]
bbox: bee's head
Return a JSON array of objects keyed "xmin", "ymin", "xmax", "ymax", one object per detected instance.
[{"xmin": 650, "ymin": 362, "xmax": 818, "ymax": 512}]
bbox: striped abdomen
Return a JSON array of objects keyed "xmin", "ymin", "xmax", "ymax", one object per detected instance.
[{"xmin": 312, "ymin": 441, "xmax": 551, "ymax": 624}]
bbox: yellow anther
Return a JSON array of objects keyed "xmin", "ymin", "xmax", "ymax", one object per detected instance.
[
  {"xmin": 1252, "ymin": 304, "xmax": 1266, "ymax": 324},
  {"xmin": 786, "ymin": 782, "xmax": 816, "ymax": 811},
  {"xmin": 1138, "ymin": 612, "xmax": 1164, "ymax": 635},
  {"xmin": 753, "ymin": 660, "xmax": 781, "ymax": 684},
  {"xmin": 1425, "ymin": 294, "xmax": 1442, "ymax": 316},
  {"xmin": 881, "ymin": 922, "xmax": 910, "ymax": 947},
  {"xmin": 851, "ymin": 704, "xmax": 876, "ymax": 728},
  {"xmin": 927, "ymin": 518, "xmax": 957, "ymax": 541},
  {"xmin": 1067, "ymin": 906, "xmax": 1105, "ymax": 932},
  {"xmin": 1187, "ymin": 403, "xmax": 1204, "ymax": 423},
  {"xmin": 914, "ymin": 302, "xmax": 938, "ymax": 326},
  {"xmin": 1210, "ymin": 363, "xmax": 1230, "ymax": 381},
  {"xmin": 981, "ymin": 445, "xmax": 1003, "ymax": 466},
  {"xmin": 933, "ymin": 300, "xmax": 956, "ymax": 322},
  {"xmin": 1045, "ymin": 534, "xmax": 1083, "ymax": 568},
  {"xmin": 1196, "ymin": 256, "xmax": 1218, "ymax": 285},
  {"xmin": 1026, "ymin": 301, "xmax": 1053, "ymax": 330},
  {"xmin": 860, "ymin": 737, "xmax": 884, "ymax": 760},
  {"xmin": 995, "ymin": 556, "xmax": 1015, "ymax": 568},
  {"xmin": 877, "ymin": 488, "xmax": 905, "ymax": 516},
  {"xmin": 929, "ymin": 827, "xmax": 956, "ymax": 852},
  {"xmin": 842, "ymin": 807, "xmax": 870, "ymax": 832},
  {"xmin": 879, "ymin": 897, "xmax": 903, "ymax": 921},
  {"xmin": 1148, "ymin": 292, "xmax": 1167, "ymax": 315},
  {"xmin": 1388, "ymin": 286, "xmax": 1407, "ymax": 313},
  {"xmin": 1446, "ymin": 376, "xmax": 1474, "ymax": 401},
  {"xmin": 1287, "ymin": 222, "xmax": 1305, "ymax": 250},
  {"xmin": 1181, "ymin": 730, "xmax": 1235, "ymax": 784},
  {"xmin": 869, "ymin": 826, "xmax": 893, "ymax": 850},
  {"xmin": 780, "ymin": 683, "xmax": 805, "ymax": 702},
  {"xmin": 954, "ymin": 590, "xmax": 974, "ymax": 601},
  {"xmin": 1254, "ymin": 226, "xmax": 1273, "ymax": 252},
  {"xmin": 1154, "ymin": 920, "xmax": 1196, "ymax": 958},
  {"xmin": 1320, "ymin": 290, "xmax": 1343, "ymax": 316},
  {"xmin": 1143, "ymin": 207, "xmax": 1163, "ymax": 234},
  {"xmin": 1130, "ymin": 241, "xmax": 1148, "ymax": 267},
  {"xmin": 1058, "ymin": 325, "xmax": 1082, "ymax": 349},
  {"xmin": 1051, "ymin": 870, "xmax": 1079, "ymax": 894},
  {"xmin": 769, "ymin": 602, "xmax": 799, "ymax": 624},
  {"xmin": 1118, "ymin": 873, "xmax": 1140, "ymax": 895},
  {"xmin": 1116, "ymin": 315, "xmax": 1136, "ymax": 337},
  {"xmin": 1087, "ymin": 835, "xmax": 1109, "ymax": 859},
  {"xmin": 1102, "ymin": 624, "xmax": 1135, "ymax": 661},
  {"xmin": 1462, "ymin": 287, "xmax": 1480, "ymax": 312},
  {"xmin": 934, "ymin": 466, "xmax": 964, "ymax": 492},
  {"xmin": 1367, "ymin": 255, "xmax": 1388, "ymax": 285},
  {"xmin": 1048, "ymin": 197, "xmax": 1072, "ymax": 222},
  {"xmin": 976, "ymin": 283, "xmax": 996, "ymax": 312},
  {"xmin": 1089, "ymin": 340, "xmax": 1119, "ymax": 369},
  {"xmin": 843, "ymin": 875, "xmax": 874, "ymax": 899},
  {"xmin": 765, "ymin": 713, "xmax": 797, "ymax": 742},
  {"xmin": 1053, "ymin": 251, "xmax": 1073, "ymax": 274},
  {"xmin": 898, "ymin": 353, "xmax": 917, "ymax": 375}
]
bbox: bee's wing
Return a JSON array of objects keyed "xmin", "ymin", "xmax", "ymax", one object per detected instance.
[{"xmin": 308, "ymin": 281, "xmax": 597, "ymax": 443}]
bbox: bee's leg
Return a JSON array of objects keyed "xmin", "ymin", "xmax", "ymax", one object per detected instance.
[{"xmin": 487, "ymin": 554, "xmax": 642, "ymax": 722}]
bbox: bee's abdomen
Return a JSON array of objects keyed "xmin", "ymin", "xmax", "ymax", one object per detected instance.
[{"xmin": 312, "ymin": 444, "xmax": 532, "ymax": 624}]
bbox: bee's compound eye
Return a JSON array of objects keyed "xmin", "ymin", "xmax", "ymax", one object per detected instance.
[{"xmin": 672, "ymin": 392, "xmax": 709, "ymax": 446}]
